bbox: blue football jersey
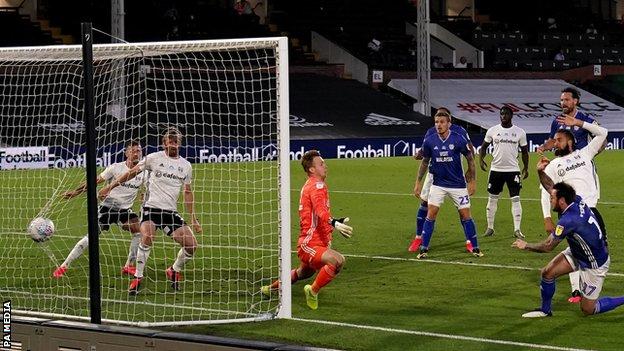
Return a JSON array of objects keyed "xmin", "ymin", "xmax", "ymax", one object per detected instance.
[
  {"xmin": 422, "ymin": 130, "xmax": 471, "ymax": 188},
  {"xmin": 553, "ymin": 195, "xmax": 609, "ymax": 269},
  {"xmin": 549, "ymin": 111, "xmax": 595, "ymax": 149}
]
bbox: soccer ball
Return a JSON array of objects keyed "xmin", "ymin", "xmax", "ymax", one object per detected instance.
[{"xmin": 28, "ymin": 217, "xmax": 55, "ymax": 242}]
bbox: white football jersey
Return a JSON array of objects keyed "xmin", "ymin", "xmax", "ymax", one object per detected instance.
[
  {"xmin": 100, "ymin": 161, "xmax": 144, "ymax": 209},
  {"xmin": 139, "ymin": 151, "xmax": 192, "ymax": 212},
  {"xmin": 484, "ymin": 124, "xmax": 527, "ymax": 172},
  {"xmin": 540, "ymin": 122, "xmax": 606, "ymax": 218}
]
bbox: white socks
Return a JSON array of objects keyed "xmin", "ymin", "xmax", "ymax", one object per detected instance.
[
  {"xmin": 172, "ymin": 248, "xmax": 194, "ymax": 272},
  {"xmin": 134, "ymin": 243, "xmax": 152, "ymax": 278},
  {"xmin": 125, "ymin": 232, "xmax": 142, "ymax": 266},
  {"xmin": 511, "ymin": 196, "xmax": 522, "ymax": 232},
  {"xmin": 486, "ymin": 194, "xmax": 499, "ymax": 229},
  {"xmin": 62, "ymin": 235, "xmax": 89, "ymax": 267}
]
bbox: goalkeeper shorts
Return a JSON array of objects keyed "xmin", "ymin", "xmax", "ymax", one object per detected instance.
[{"xmin": 297, "ymin": 245, "xmax": 327, "ymax": 271}]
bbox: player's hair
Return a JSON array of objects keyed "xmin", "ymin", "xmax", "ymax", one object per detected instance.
[
  {"xmin": 162, "ymin": 127, "xmax": 183, "ymax": 144},
  {"xmin": 434, "ymin": 109, "xmax": 451, "ymax": 121},
  {"xmin": 125, "ymin": 139, "xmax": 141, "ymax": 149},
  {"xmin": 500, "ymin": 106, "xmax": 513, "ymax": 116},
  {"xmin": 553, "ymin": 182, "xmax": 576, "ymax": 205},
  {"xmin": 554, "ymin": 129, "xmax": 576, "ymax": 150},
  {"xmin": 301, "ymin": 150, "xmax": 321, "ymax": 174},
  {"xmin": 561, "ymin": 87, "xmax": 581, "ymax": 101}
]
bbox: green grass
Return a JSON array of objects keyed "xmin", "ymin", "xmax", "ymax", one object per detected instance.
[{"xmin": 3, "ymin": 151, "xmax": 624, "ymax": 350}]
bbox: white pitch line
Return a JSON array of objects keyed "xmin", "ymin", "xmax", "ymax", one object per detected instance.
[
  {"xmin": 293, "ymin": 318, "xmax": 595, "ymax": 351},
  {"xmin": 294, "ymin": 189, "xmax": 624, "ymax": 205},
  {"xmin": 341, "ymin": 253, "xmax": 624, "ymax": 277}
]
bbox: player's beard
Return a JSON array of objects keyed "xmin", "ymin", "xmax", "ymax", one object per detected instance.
[
  {"xmin": 165, "ymin": 147, "xmax": 179, "ymax": 157},
  {"xmin": 554, "ymin": 147, "xmax": 571, "ymax": 157}
]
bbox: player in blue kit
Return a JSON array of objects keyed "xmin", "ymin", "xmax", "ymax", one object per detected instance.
[
  {"xmin": 537, "ymin": 87, "xmax": 597, "ymax": 153},
  {"xmin": 409, "ymin": 107, "xmax": 476, "ymax": 253},
  {"xmin": 413, "ymin": 110, "xmax": 481, "ymax": 258},
  {"xmin": 512, "ymin": 158, "xmax": 624, "ymax": 318}
]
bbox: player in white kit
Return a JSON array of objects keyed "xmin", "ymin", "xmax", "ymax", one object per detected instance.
[
  {"xmin": 54, "ymin": 140, "xmax": 145, "ymax": 278},
  {"xmin": 99, "ymin": 128, "xmax": 202, "ymax": 295},
  {"xmin": 479, "ymin": 106, "xmax": 529, "ymax": 238},
  {"xmin": 539, "ymin": 113, "xmax": 608, "ymax": 304}
]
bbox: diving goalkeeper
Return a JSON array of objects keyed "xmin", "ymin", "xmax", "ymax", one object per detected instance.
[{"xmin": 262, "ymin": 150, "xmax": 353, "ymax": 310}]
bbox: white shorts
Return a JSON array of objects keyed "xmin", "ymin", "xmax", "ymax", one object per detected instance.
[
  {"xmin": 562, "ymin": 247, "xmax": 609, "ymax": 300},
  {"xmin": 420, "ymin": 172, "xmax": 434, "ymax": 201},
  {"xmin": 427, "ymin": 185, "xmax": 471, "ymax": 210}
]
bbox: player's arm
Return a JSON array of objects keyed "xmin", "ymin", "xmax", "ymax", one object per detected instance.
[
  {"xmin": 537, "ymin": 120, "xmax": 558, "ymax": 154},
  {"xmin": 414, "ymin": 156, "xmax": 430, "ymax": 198},
  {"xmin": 512, "ymin": 234, "xmax": 561, "ymax": 253},
  {"xmin": 520, "ymin": 145, "xmax": 529, "ymax": 179},
  {"xmin": 311, "ymin": 185, "xmax": 352, "ymax": 238},
  {"xmin": 98, "ymin": 164, "xmax": 142, "ymax": 200},
  {"xmin": 537, "ymin": 157, "xmax": 555, "ymax": 233},
  {"xmin": 464, "ymin": 148, "xmax": 476, "ymax": 196},
  {"xmin": 63, "ymin": 176, "xmax": 106, "ymax": 199},
  {"xmin": 557, "ymin": 114, "xmax": 607, "ymax": 158},
  {"xmin": 478, "ymin": 140, "xmax": 491, "ymax": 171},
  {"xmin": 183, "ymin": 183, "xmax": 202, "ymax": 233}
]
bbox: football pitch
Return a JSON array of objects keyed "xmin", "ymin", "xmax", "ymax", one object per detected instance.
[
  {"xmin": 2, "ymin": 151, "xmax": 624, "ymax": 350},
  {"xmin": 178, "ymin": 150, "xmax": 624, "ymax": 351}
]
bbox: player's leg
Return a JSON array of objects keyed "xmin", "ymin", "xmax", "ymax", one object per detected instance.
[
  {"xmin": 53, "ymin": 207, "xmax": 108, "ymax": 278},
  {"xmin": 120, "ymin": 212, "xmax": 141, "ymax": 275},
  {"xmin": 305, "ymin": 247, "xmax": 344, "ymax": 309},
  {"xmin": 523, "ymin": 250, "xmax": 575, "ymax": 317},
  {"xmin": 578, "ymin": 257, "xmax": 624, "ymax": 315},
  {"xmin": 508, "ymin": 172, "xmax": 524, "ymax": 238},
  {"xmin": 263, "ymin": 262, "xmax": 315, "ymax": 297},
  {"xmin": 447, "ymin": 187, "xmax": 480, "ymax": 256},
  {"xmin": 168, "ymin": 222, "xmax": 197, "ymax": 291},
  {"xmin": 484, "ymin": 171, "xmax": 503, "ymax": 237},
  {"xmin": 410, "ymin": 173, "xmax": 433, "ymax": 251},
  {"xmin": 130, "ymin": 210, "xmax": 157, "ymax": 295},
  {"xmin": 417, "ymin": 185, "xmax": 443, "ymax": 258}
]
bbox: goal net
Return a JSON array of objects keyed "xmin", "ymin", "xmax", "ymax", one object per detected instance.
[{"xmin": 0, "ymin": 37, "xmax": 291, "ymax": 326}]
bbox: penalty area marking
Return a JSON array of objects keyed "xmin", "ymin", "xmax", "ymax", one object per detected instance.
[{"xmin": 292, "ymin": 317, "xmax": 595, "ymax": 351}]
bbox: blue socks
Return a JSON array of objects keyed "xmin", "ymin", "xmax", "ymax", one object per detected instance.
[
  {"xmin": 595, "ymin": 296, "xmax": 624, "ymax": 314},
  {"xmin": 422, "ymin": 218, "xmax": 435, "ymax": 248},
  {"xmin": 416, "ymin": 204, "xmax": 428, "ymax": 236},
  {"xmin": 540, "ymin": 277, "xmax": 556, "ymax": 313},
  {"xmin": 461, "ymin": 218, "xmax": 478, "ymax": 249}
]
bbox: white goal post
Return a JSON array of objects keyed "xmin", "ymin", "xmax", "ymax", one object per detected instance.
[{"xmin": 0, "ymin": 37, "xmax": 291, "ymax": 326}]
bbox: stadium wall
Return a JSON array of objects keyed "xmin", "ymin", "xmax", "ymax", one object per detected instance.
[{"xmin": 1, "ymin": 132, "xmax": 623, "ymax": 169}]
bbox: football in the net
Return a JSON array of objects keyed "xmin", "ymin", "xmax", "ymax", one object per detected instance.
[{"xmin": 28, "ymin": 217, "xmax": 55, "ymax": 242}]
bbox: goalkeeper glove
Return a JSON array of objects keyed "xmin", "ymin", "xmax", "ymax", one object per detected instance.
[{"xmin": 330, "ymin": 217, "xmax": 353, "ymax": 238}]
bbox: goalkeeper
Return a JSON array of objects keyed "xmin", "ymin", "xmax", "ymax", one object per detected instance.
[
  {"xmin": 262, "ymin": 150, "xmax": 353, "ymax": 310},
  {"xmin": 53, "ymin": 140, "xmax": 145, "ymax": 278}
]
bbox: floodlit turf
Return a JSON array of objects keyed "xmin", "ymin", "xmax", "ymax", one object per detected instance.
[
  {"xmin": 3, "ymin": 151, "xmax": 624, "ymax": 350},
  {"xmin": 176, "ymin": 150, "xmax": 624, "ymax": 351}
]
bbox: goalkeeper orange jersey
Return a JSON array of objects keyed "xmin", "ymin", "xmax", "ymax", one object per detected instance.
[{"xmin": 297, "ymin": 176, "xmax": 333, "ymax": 250}]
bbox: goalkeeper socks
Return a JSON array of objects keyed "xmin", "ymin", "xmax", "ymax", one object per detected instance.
[
  {"xmin": 461, "ymin": 218, "xmax": 478, "ymax": 249},
  {"xmin": 269, "ymin": 269, "xmax": 299, "ymax": 290},
  {"xmin": 125, "ymin": 232, "xmax": 142, "ymax": 266},
  {"xmin": 172, "ymin": 247, "xmax": 194, "ymax": 272},
  {"xmin": 540, "ymin": 277, "xmax": 556, "ymax": 313},
  {"xmin": 416, "ymin": 204, "xmax": 428, "ymax": 236},
  {"xmin": 511, "ymin": 196, "xmax": 522, "ymax": 232},
  {"xmin": 594, "ymin": 296, "xmax": 624, "ymax": 314},
  {"xmin": 569, "ymin": 271, "xmax": 581, "ymax": 293},
  {"xmin": 134, "ymin": 243, "xmax": 152, "ymax": 278},
  {"xmin": 63, "ymin": 235, "xmax": 89, "ymax": 267},
  {"xmin": 311, "ymin": 264, "xmax": 337, "ymax": 294},
  {"xmin": 421, "ymin": 218, "xmax": 435, "ymax": 248},
  {"xmin": 486, "ymin": 194, "xmax": 499, "ymax": 230}
]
